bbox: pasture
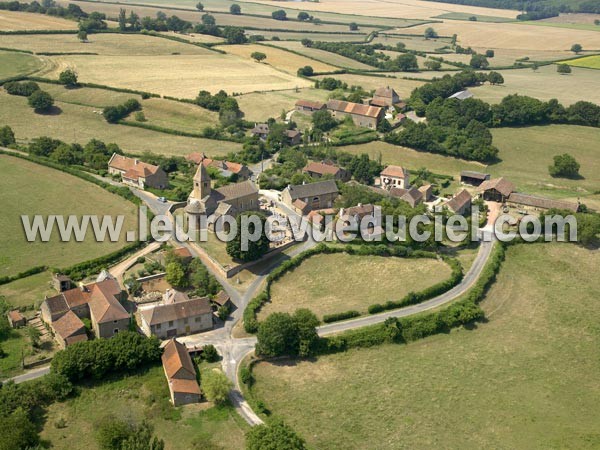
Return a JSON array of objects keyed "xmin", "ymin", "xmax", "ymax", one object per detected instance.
[
  {"xmin": 214, "ymin": 43, "xmax": 338, "ymax": 74},
  {"xmin": 471, "ymin": 64, "xmax": 600, "ymax": 106},
  {"xmin": 0, "ymin": 32, "xmax": 213, "ymax": 56},
  {"xmin": 0, "ymin": 50, "xmax": 43, "ymax": 80},
  {"xmin": 249, "ymin": 243, "xmax": 600, "ymax": 449},
  {"xmin": 40, "ymin": 364, "xmax": 248, "ymax": 449},
  {"xmin": 0, "ymin": 10, "xmax": 76, "ymax": 30},
  {"xmin": 257, "ymin": 253, "xmax": 452, "ymax": 320},
  {"xmin": 564, "ymin": 54, "xmax": 600, "ymax": 69},
  {"xmin": 373, "ymin": 34, "xmax": 453, "ymax": 52},
  {"xmin": 236, "ymin": 88, "xmax": 329, "ymax": 121},
  {"xmin": 0, "ymin": 271, "xmax": 54, "ymax": 309},
  {"xmin": 0, "ymin": 91, "xmax": 241, "ymax": 156},
  {"xmin": 0, "ymin": 155, "xmax": 138, "ymax": 278},
  {"xmin": 313, "ymin": 73, "xmax": 425, "ymax": 98},
  {"xmin": 433, "ymin": 12, "xmax": 515, "ymax": 22},
  {"xmin": 247, "ymin": 30, "xmax": 369, "ymax": 42},
  {"xmin": 269, "ymin": 40, "xmax": 376, "ymax": 70}
]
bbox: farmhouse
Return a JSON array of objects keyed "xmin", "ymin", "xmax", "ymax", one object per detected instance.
[
  {"xmin": 41, "ymin": 279, "xmax": 129, "ymax": 345},
  {"xmin": 186, "ymin": 153, "xmax": 252, "ymax": 181},
  {"xmin": 52, "ymin": 310, "xmax": 88, "ymax": 349},
  {"xmin": 282, "ymin": 180, "xmax": 339, "ymax": 214},
  {"xmin": 389, "ymin": 186, "xmax": 424, "ymax": 208},
  {"xmin": 446, "ymin": 189, "xmax": 472, "ymax": 215},
  {"xmin": 326, "ymin": 99, "xmax": 383, "ymax": 129},
  {"xmin": 250, "ymin": 123, "xmax": 269, "ymax": 140},
  {"xmin": 162, "ymin": 338, "xmax": 201, "ymax": 406},
  {"xmin": 302, "ymin": 161, "xmax": 350, "ymax": 181},
  {"xmin": 419, "ymin": 184, "xmax": 434, "ymax": 202},
  {"xmin": 461, "ymin": 171, "xmax": 490, "ymax": 186},
  {"xmin": 107, "ymin": 153, "xmax": 169, "ymax": 190},
  {"xmin": 140, "ymin": 296, "xmax": 213, "ymax": 339},
  {"xmin": 285, "ymin": 129, "xmax": 303, "ymax": 146},
  {"xmin": 7, "ymin": 310, "xmax": 25, "ymax": 328},
  {"xmin": 478, "ymin": 177, "xmax": 515, "ymax": 202},
  {"xmin": 380, "ymin": 165, "xmax": 410, "ymax": 190},
  {"xmin": 448, "ymin": 89, "xmax": 474, "ymax": 101},
  {"xmin": 185, "ymin": 163, "xmax": 259, "ymax": 227},
  {"xmin": 295, "ymin": 99, "xmax": 326, "ymax": 114},
  {"xmin": 339, "ymin": 203, "xmax": 375, "ymax": 223},
  {"xmin": 369, "ymin": 86, "xmax": 404, "ymax": 109}
]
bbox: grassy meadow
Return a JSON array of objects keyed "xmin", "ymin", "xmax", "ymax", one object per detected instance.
[
  {"xmin": 0, "ymin": 271, "xmax": 55, "ymax": 309},
  {"xmin": 236, "ymin": 88, "xmax": 329, "ymax": 121},
  {"xmin": 40, "ymin": 365, "xmax": 248, "ymax": 450},
  {"xmin": 258, "ymin": 253, "xmax": 451, "ymax": 320},
  {"xmin": 249, "ymin": 243, "xmax": 600, "ymax": 449},
  {"xmin": 0, "ymin": 155, "xmax": 138, "ymax": 277},
  {"xmin": 0, "ymin": 50, "xmax": 44, "ymax": 80}
]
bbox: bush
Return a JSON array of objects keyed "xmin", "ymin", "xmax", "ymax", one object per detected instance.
[
  {"xmin": 103, "ymin": 98, "xmax": 141, "ymax": 123},
  {"xmin": 4, "ymin": 80, "xmax": 39, "ymax": 96},
  {"xmin": 0, "ymin": 125, "xmax": 15, "ymax": 146},
  {"xmin": 240, "ymin": 366, "xmax": 254, "ymax": 385},
  {"xmin": 201, "ymin": 370, "xmax": 232, "ymax": 405},
  {"xmin": 58, "ymin": 69, "xmax": 78, "ymax": 87},
  {"xmin": 202, "ymin": 344, "xmax": 219, "ymax": 362},
  {"xmin": 28, "ymin": 89, "xmax": 54, "ymax": 112},
  {"xmin": 549, "ymin": 153, "xmax": 580, "ymax": 178},
  {"xmin": 246, "ymin": 420, "xmax": 306, "ymax": 450},
  {"xmin": 323, "ymin": 310, "xmax": 361, "ymax": 323}
]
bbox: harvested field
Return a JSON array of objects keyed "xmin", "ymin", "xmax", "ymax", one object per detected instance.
[
  {"xmin": 471, "ymin": 64, "xmax": 600, "ymax": 106},
  {"xmin": 258, "ymin": 252, "xmax": 452, "ymax": 319},
  {"xmin": 214, "ymin": 43, "xmax": 338, "ymax": 74},
  {"xmin": 0, "ymin": 91, "xmax": 241, "ymax": 157},
  {"xmin": 313, "ymin": 73, "xmax": 426, "ymax": 98},
  {"xmin": 0, "ymin": 154, "xmax": 138, "ymax": 278},
  {"xmin": 564, "ymin": 54, "xmax": 600, "ymax": 69},
  {"xmin": 236, "ymin": 88, "xmax": 329, "ymax": 121},
  {"xmin": 159, "ymin": 30, "xmax": 225, "ymax": 44},
  {"xmin": 41, "ymin": 53, "xmax": 312, "ymax": 97},
  {"xmin": 0, "ymin": 32, "xmax": 213, "ymax": 56},
  {"xmin": 0, "ymin": 50, "xmax": 43, "ymax": 80},
  {"xmin": 269, "ymin": 40, "xmax": 375, "ymax": 69},
  {"xmin": 247, "ymin": 30, "xmax": 369, "ymax": 42},
  {"xmin": 373, "ymin": 34, "xmax": 453, "ymax": 52},
  {"xmin": 35, "ymin": 82, "xmax": 143, "ymax": 108},
  {"xmin": 0, "ymin": 10, "xmax": 76, "ymax": 30}
]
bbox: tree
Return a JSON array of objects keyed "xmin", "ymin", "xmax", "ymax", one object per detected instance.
[
  {"xmin": 549, "ymin": 153, "xmax": 580, "ymax": 178},
  {"xmin": 165, "ymin": 261, "xmax": 188, "ymax": 288},
  {"xmin": 424, "ymin": 59, "xmax": 441, "ymax": 71},
  {"xmin": 0, "ymin": 408, "xmax": 40, "ymax": 450},
  {"xmin": 0, "ymin": 125, "xmax": 15, "ymax": 146},
  {"xmin": 557, "ymin": 64, "xmax": 572, "ymax": 74},
  {"xmin": 293, "ymin": 309, "xmax": 319, "ymax": 357},
  {"xmin": 394, "ymin": 53, "xmax": 418, "ymax": 71},
  {"xmin": 485, "ymin": 49, "xmax": 495, "ymax": 57},
  {"xmin": 226, "ymin": 212, "xmax": 270, "ymax": 262},
  {"xmin": 271, "ymin": 9, "xmax": 287, "ymax": 20},
  {"xmin": 297, "ymin": 11, "xmax": 310, "ymax": 21},
  {"xmin": 487, "ymin": 71, "xmax": 504, "ymax": 85},
  {"xmin": 256, "ymin": 312, "xmax": 300, "ymax": 357},
  {"xmin": 202, "ymin": 344, "xmax": 219, "ymax": 362},
  {"xmin": 571, "ymin": 43, "xmax": 582, "ymax": 54},
  {"xmin": 201, "ymin": 13, "xmax": 215, "ymax": 25},
  {"xmin": 202, "ymin": 370, "xmax": 232, "ymax": 405},
  {"xmin": 118, "ymin": 7, "xmax": 127, "ymax": 31},
  {"xmin": 251, "ymin": 51, "xmax": 267, "ymax": 62},
  {"xmin": 246, "ymin": 420, "xmax": 307, "ymax": 450},
  {"xmin": 230, "ymin": 3, "xmax": 241, "ymax": 14},
  {"xmin": 121, "ymin": 422, "xmax": 164, "ymax": 450},
  {"xmin": 424, "ymin": 27, "xmax": 438, "ymax": 39},
  {"xmin": 297, "ymin": 65, "xmax": 313, "ymax": 76},
  {"xmin": 196, "ymin": 2, "xmax": 204, "ymax": 11},
  {"xmin": 59, "ymin": 68, "xmax": 78, "ymax": 88},
  {"xmin": 469, "ymin": 54, "xmax": 489, "ymax": 69},
  {"xmin": 77, "ymin": 30, "xmax": 88, "ymax": 42},
  {"xmin": 223, "ymin": 26, "xmax": 247, "ymax": 44},
  {"xmin": 128, "ymin": 11, "xmax": 141, "ymax": 30},
  {"xmin": 349, "ymin": 22, "xmax": 358, "ymax": 31},
  {"xmin": 28, "ymin": 90, "xmax": 54, "ymax": 112},
  {"xmin": 312, "ymin": 109, "xmax": 337, "ymax": 132}
]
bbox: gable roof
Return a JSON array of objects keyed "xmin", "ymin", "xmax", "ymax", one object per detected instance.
[
  {"xmin": 8, "ymin": 310, "xmax": 24, "ymax": 323},
  {"xmin": 285, "ymin": 180, "xmax": 339, "ymax": 200},
  {"xmin": 251, "ymin": 123, "xmax": 269, "ymax": 134},
  {"xmin": 401, "ymin": 186, "xmax": 423, "ymax": 206},
  {"xmin": 381, "ymin": 165, "xmax": 408, "ymax": 179},
  {"xmin": 108, "ymin": 153, "xmax": 161, "ymax": 179},
  {"xmin": 212, "ymin": 290, "xmax": 231, "ymax": 307},
  {"xmin": 507, "ymin": 193, "xmax": 579, "ymax": 212},
  {"xmin": 326, "ymin": 99, "xmax": 382, "ymax": 119},
  {"xmin": 296, "ymin": 99, "xmax": 325, "ymax": 110},
  {"xmin": 446, "ymin": 189, "xmax": 472, "ymax": 212},
  {"xmin": 88, "ymin": 279, "xmax": 128, "ymax": 323},
  {"xmin": 201, "ymin": 157, "xmax": 247, "ymax": 175},
  {"xmin": 52, "ymin": 310, "xmax": 86, "ymax": 341},
  {"xmin": 162, "ymin": 338, "xmax": 196, "ymax": 380},
  {"xmin": 478, "ymin": 177, "xmax": 515, "ymax": 197},
  {"xmin": 170, "ymin": 378, "xmax": 201, "ymax": 395},
  {"xmin": 214, "ymin": 179, "xmax": 258, "ymax": 201},
  {"xmin": 44, "ymin": 294, "xmax": 69, "ymax": 316},
  {"xmin": 461, "ymin": 170, "xmax": 490, "ymax": 181},
  {"xmin": 303, "ymin": 161, "xmax": 342, "ymax": 176},
  {"xmin": 448, "ymin": 89, "xmax": 473, "ymax": 100},
  {"xmin": 142, "ymin": 297, "xmax": 212, "ymax": 326},
  {"xmin": 374, "ymin": 86, "xmax": 399, "ymax": 100}
]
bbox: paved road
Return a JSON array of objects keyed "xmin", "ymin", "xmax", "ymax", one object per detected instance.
[{"xmin": 4, "ymin": 365, "xmax": 50, "ymax": 385}]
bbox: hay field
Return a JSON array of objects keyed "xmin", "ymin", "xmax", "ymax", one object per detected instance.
[
  {"xmin": 214, "ymin": 43, "xmax": 338, "ymax": 74},
  {"xmin": 42, "ymin": 53, "xmax": 312, "ymax": 97},
  {"xmin": 237, "ymin": 0, "xmax": 518, "ymax": 20},
  {"xmin": 373, "ymin": 34, "xmax": 453, "ymax": 52},
  {"xmin": 236, "ymin": 88, "xmax": 329, "ymax": 121},
  {"xmin": 564, "ymin": 54, "xmax": 600, "ymax": 69},
  {"xmin": 0, "ymin": 91, "xmax": 241, "ymax": 157},
  {"xmin": 0, "ymin": 32, "xmax": 213, "ymax": 55},
  {"xmin": 406, "ymin": 21, "xmax": 600, "ymax": 50},
  {"xmin": 269, "ymin": 40, "xmax": 375, "ymax": 70},
  {"xmin": 471, "ymin": 64, "xmax": 600, "ymax": 106},
  {"xmin": 0, "ymin": 10, "xmax": 76, "ymax": 30},
  {"xmin": 249, "ymin": 243, "xmax": 600, "ymax": 449},
  {"xmin": 0, "ymin": 50, "xmax": 44, "ymax": 80},
  {"xmin": 159, "ymin": 31, "xmax": 225, "ymax": 44},
  {"xmin": 0, "ymin": 155, "xmax": 138, "ymax": 278},
  {"xmin": 313, "ymin": 74, "xmax": 425, "ymax": 98},
  {"xmin": 35, "ymin": 82, "xmax": 143, "ymax": 108},
  {"xmin": 258, "ymin": 253, "xmax": 452, "ymax": 320},
  {"xmin": 247, "ymin": 31, "xmax": 369, "ymax": 42}
]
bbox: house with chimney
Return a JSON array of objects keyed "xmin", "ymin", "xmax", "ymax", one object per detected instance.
[
  {"xmin": 326, "ymin": 99, "xmax": 383, "ymax": 129},
  {"xmin": 380, "ymin": 165, "xmax": 410, "ymax": 190},
  {"xmin": 108, "ymin": 153, "xmax": 169, "ymax": 190},
  {"xmin": 250, "ymin": 123, "xmax": 269, "ymax": 140},
  {"xmin": 369, "ymin": 86, "xmax": 404, "ymax": 110}
]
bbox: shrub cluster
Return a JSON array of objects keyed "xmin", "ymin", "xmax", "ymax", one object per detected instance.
[
  {"xmin": 103, "ymin": 98, "xmax": 141, "ymax": 123},
  {"xmin": 322, "ymin": 310, "xmax": 361, "ymax": 323},
  {"xmin": 4, "ymin": 80, "xmax": 39, "ymax": 96}
]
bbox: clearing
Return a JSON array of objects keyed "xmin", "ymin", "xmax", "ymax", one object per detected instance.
[
  {"xmin": 0, "ymin": 50, "xmax": 43, "ymax": 80},
  {"xmin": 0, "ymin": 10, "xmax": 76, "ymax": 30},
  {"xmin": 258, "ymin": 252, "xmax": 452, "ymax": 320},
  {"xmin": 0, "ymin": 155, "xmax": 138, "ymax": 278},
  {"xmin": 249, "ymin": 243, "xmax": 600, "ymax": 449}
]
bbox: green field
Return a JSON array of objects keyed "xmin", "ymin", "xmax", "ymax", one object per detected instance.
[
  {"xmin": 564, "ymin": 54, "xmax": 600, "ymax": 69},
  {"xmin": 0, "ymin": 91, "xmax": 241, "ymax": 157},
  {"xmin": 434, "ymin": 12, "xmax": 515, "ymax": 22},
  {"xmin": 0, "ymin": 271, "xmax": 55, "ymax": 309},
  {"xmin": 40, "ymin": 364, "xmax": 248, "ymax": 449},
  {"xmin": 0, "ymin": 155, "xmax": 138, "ymax": 278},
  {"xmin": 249, "ymin": 243, "xmax": 600, "ymax": 449},
  {"xmin": 0, "ymin": 329, "xmax": 29, "ymax": 379},
  {"xmin": 258, "ymin": 253, "xmax": 452, "ymax": 320},
  {"xmin": 520, "ymin": 20, "xmax": 600, "ymax": 32},
  {"xmin": 0, "ymin": 50, "xmax": 43, "ymax": 80}
]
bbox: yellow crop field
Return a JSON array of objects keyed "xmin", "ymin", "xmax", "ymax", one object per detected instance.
[
  {"xmin": 0, "ymin": 32, "xmax": 213, "ymax": 56},
  {"xmin": 564, "ymin": 55, "xmax": 600, "ymax": 69},
  {"xmin": 0, "ymin": 10, "xmax": 76, "ymax": 30},
  {"xmin": 214, "ymin": 44, "xmax": 338, "ymax": 74}
]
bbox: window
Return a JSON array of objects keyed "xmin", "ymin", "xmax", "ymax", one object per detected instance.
[
  {"xmin": 113, "ymin": 320, "xmax": 118, "ymax": 324},
  {"xmin": 113, "ymin": 329, "xmax": 119, "ymax": 335},
  {"xmin": 156, "ymin": 323, "xmax": 161, "ymax": 330},
  {"xmin": 168, "ymin": 321, "xmax": 174, "ymax": 327},
  {"xmin": 184, "ymin": 318, "xmax": 188, "ymax": 325},
  {"xmin": 195, "ymin": 317, "xmax": 201, "ymax": 323}
]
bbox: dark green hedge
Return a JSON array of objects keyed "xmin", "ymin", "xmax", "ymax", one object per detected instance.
[
  {"xmin": 323, "ymin": 310, "xmax": 361, "ymax": 323},
  {"xmin": 0, "ymin": 265, "xmax": 47, "ymax": 286}
]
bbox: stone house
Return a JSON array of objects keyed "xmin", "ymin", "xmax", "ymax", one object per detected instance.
[
  {"xmin": 478, "ymin": 177, "xmax": 515, "ymax": 203},
  {"xmin": 7, "ymin": 310, "xmax": 26, "ymax": 328},
  {"xmin": 282, "ymin": 180, "xmax": 339, "ymax": 214},
  {"xmin": 446, "ymin": 189, "xmax": 472, "ymax": 215},
  {"xmin": 52, "ymin": 274, "xmax": 72, "ymax": 292},
  {"xmin": 250, "ymin": 123, "xmax": 269, "ymax": 140},
  {"xmin": 52, "ymin": 310, "xmax": 88, "ymax": 349},
  {"xmin": 140, "ymin": 296, "xmax": 214, "ymax": 339},
  {"xmin": 380, "ymin": 165, "xmax": 410, "ymax": 190},
  {"xmin": 295, "ymin": 99, "xmax": 326, "ymax": 114},
  {"xmin": 108, "ymin": 153, "xmax": 169, "ymax": 190},
  {"xmin": 285, "ymin": 129, "xmax": 303, "ymax": 146},
  {"xmin": 369, "ymin": 86, "xmax": 404, "ymax": 111},
  {"xmin": 186, "ymin": 153, "xmax": 252, "ymax": 181},
  {"xmin": 327, "ymin": 99, "xmax": 383, "ymax": 129},
  {"xmin": 302, "ymin": 161, "xmax": 350, "ymax": 182},
  {"xmin": 162, "ymin": 338, "xmax": 201, "ymax": 406}
]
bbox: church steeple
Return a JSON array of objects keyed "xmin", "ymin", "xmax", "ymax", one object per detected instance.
[{"xmin": 193, "ymin": 163, "xmax": 211, "ymax": 199}]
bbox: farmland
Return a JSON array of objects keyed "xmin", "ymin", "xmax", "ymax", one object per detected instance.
[
  {"xmin": 0, "ymin": 91, "xmax": 241, "ymax": 156},
  {"xmin": 269, "ymin": 40, "xmax": 376, "ymax": 70},
  {"xmin": 313, "ymin": 74, "xmax": 425, "ymax": 98},
  {"xmin": 236, "ymin": 88, "xmax": 329, "ymax": 121},
  {"xmin": 257, "ymin": 253, "xmax": 452, "ymax": 320},
  {"xmin": 0, "ymin": 50, "xmax": 43, "ymax": 80},
  {"xmin": 249, "ymin": 243, "xmax": 600, "ymax": 449},
  {"xmin": 0, "ymin": 10, "xmax": 76, "ymax": 30},
  {"xmin": 564, "ymin": 54, "xmax": 600, "ymax": 69},
  {"xmin": 0, "ymin": 155, "xmax": 138, "ymax": 278}
]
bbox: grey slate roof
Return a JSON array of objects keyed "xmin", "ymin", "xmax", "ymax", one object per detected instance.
[{"xmin": 285, "ymin": 180, "xmax": 339, "ymax": 200}]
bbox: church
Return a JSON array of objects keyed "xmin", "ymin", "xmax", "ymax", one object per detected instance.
[{"xmin": 185, "ymin": 163, "xmax": 259, "ymax": 228}]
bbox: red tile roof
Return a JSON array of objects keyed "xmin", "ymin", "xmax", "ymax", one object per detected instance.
[
  {"xmin": 303, "ymin": 161, "xmax": 342, "ymax": 176},
  {"xmin": 381, "ymin": 165, "xmax": 408, "ymax": 178},
  {"xmin": 295, "ymin": 99, "xmax": 325, "ymax": 110},
  {"xmin": 162, "ymin": 338, "xmax": 196, "ymax": 380},
  {"xmin": 108, "ymin": 153, "xmax": 161, "ymax": 181},
  {"xmin": 52, "ymin": 310, "xmax": 86, "ymax": 341},
  {"xmin": 327, "ymin": 99, "xmax": 382, "ymax": 118}
]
